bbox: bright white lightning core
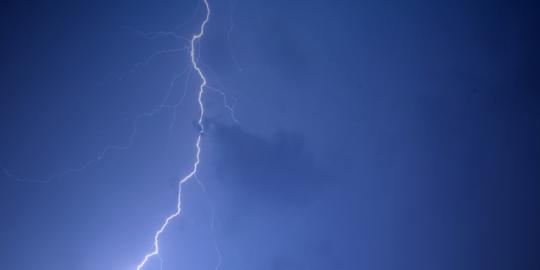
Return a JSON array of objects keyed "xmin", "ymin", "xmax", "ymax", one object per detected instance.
[{"xmin": 135, "ymin": 0, "xmax": 210, "ymax": 269}]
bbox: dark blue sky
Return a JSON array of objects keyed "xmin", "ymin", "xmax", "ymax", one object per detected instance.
[{"xmin": 1, "ymin": 0, "xmax": 539, "ymax": 269}]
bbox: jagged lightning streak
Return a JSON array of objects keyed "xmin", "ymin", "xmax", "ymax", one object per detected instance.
[{"xmin": 135, "ymin": 0, "xmax": 210, "ymax": 269}]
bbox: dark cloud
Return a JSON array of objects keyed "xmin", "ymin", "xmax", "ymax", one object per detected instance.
[{"xmin": 205, "ymin": 120, "xmax": 324, "ymax": 206}]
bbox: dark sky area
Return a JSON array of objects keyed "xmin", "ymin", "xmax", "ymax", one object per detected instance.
[{"xmin": 1, "ymin": 0, "xmax": 539, "ymax": 269}]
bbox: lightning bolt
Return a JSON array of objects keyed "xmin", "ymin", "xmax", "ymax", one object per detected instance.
[
  {"xmin": 1, "ymin": 0, "xmax": 241, "ymax": 184},
  {"xmin": 135, "ymin": 0, "xmax": 211, "ymax": 269}
]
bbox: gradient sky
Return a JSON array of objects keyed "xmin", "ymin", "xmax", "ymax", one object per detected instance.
[{"xmin": 1, "ymin": 0, "xmax": 539, "ymax": 269}]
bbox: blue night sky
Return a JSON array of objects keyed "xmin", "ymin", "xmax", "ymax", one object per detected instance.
[{"xmin": 1, "ymin": 0, "xmax": 539, "ymax": 269}]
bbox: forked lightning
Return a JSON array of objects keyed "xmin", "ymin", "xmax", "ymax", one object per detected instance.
[{"xmin": 135, "ymin": 0, "xmax": 211, "ymax": 269}]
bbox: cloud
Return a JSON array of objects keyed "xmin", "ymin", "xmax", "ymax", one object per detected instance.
[{"xmin": 205, "ymin": 120, "xmax": 324, "ymax": 206}]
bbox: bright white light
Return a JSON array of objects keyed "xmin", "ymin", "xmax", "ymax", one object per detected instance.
[{"xmin": 135, "ymin": 0, "xmax": 211, "ymax": 269}]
